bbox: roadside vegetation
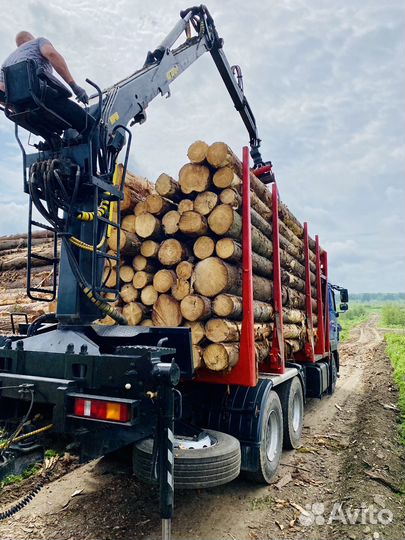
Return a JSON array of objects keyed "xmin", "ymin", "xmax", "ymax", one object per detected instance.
[
  {"xmin": 381, "ymin": 304, "xmax": 405, "ymax": 329},
  {"xmin": 385, "ymin": 334, "xmax": 405, "ymax": 443},
  {"xmin": 339, "ymin": 304, "xmax": 373, "ymax": 342}
]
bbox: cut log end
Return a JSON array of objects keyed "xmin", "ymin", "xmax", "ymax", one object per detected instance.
[
  {"xmin": 153, "ymin": 269, "xmax": 177, "ymax": 293},
  {"xmin": 193, "ymin": 236, "xmax": 215, "ymax": 260},
  {"xmin": 203, "ymin": 342, "xmax": 239, "ymax": 371},
  {"xmin": 152, "ymin": 294, "xmax": 182, "ymax": 327},
  {"xmin": 180, "ymin": 294, "xmax": 211, "ymax": 322},
  {"xmin": 179, "ymin": 163, "xmax": 211, "ymax": 195},
  {"xmin": 187, "ymin": 140, "xmax": 209, "ymax": 164}
]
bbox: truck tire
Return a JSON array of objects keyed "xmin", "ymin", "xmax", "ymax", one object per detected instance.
[
  {"xmin": 244, "ymin": 390, "xmax": 283, "ymax": 484},
  {"xmin": 328, "ymin": 356, "xmax": 337, "ymax": 395},
  {"xmin": 279, "ymin": 376, "xmax": 304, "ymax": 449},
  {"xmin": 132, "ymin": 429, "xmax": 241, "ymax": 489}
]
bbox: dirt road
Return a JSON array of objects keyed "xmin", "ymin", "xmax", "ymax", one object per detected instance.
[{"xmin": 1, "ymin": 316, "xmax": 404, "ymax": 540}]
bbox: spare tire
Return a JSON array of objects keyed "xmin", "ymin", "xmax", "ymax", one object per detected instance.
[{"xmin": 133, "ymin": 429, "xmax": 241, "ymax": 489}]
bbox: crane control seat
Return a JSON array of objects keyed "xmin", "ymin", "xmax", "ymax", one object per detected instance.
[{"xmin": 2, "ymin": 60, "xmax": 91, "ymax": 143}]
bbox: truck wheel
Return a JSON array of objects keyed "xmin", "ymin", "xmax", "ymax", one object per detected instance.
[
  {"xmin": 279, "ymin": 377, "xmax": 304, "ymax": 449},
  {"xmin": 328, "ymin": 356, "xmax": 337, "ymax": 394},
  {"xmin": 244, "ymin": 390, "xmax": 283, "ymax": 484},
  {"xmin": 132, "ymin": 429, "xmax": 241, "ymax": 489}
]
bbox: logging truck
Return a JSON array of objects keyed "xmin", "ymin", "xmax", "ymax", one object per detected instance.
[{"xmin": 0, "ymin": 6, "xmax": 348, "ymax": 537}]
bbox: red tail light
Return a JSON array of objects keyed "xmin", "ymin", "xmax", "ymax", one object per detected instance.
[{"xmin": 74, "ymin": 398, "xmax": 130, "ymax": 423}]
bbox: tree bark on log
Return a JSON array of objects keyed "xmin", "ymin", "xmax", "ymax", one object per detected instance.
[
  {"xmin": 180, "ymin": 294, "xmax": 212, "ymax": 321},
  {"xmin": 207, "ymin": 143, "xmax": 273, "ymax": 209},
  {"xmin": 283, "ymin": 309, "xmax": 305, "ymax": 324},
  {"xmin": 284, "ymin": 339, "xmax": 303, "ymax": 357},
  {"xmin": 152, "ymin": 294, "xmax": 182, "ymax": 326},
  {"xmin": 255, "ymin": 341, "xmax": 271, "ymax": 363},
  {"xmin": 219, "ymin": 188, "xmax": 241, "ymax": 209},
  {"xmin": 0, "ymin": 248, "xmax": 56, "ymax": 271},
  {"xmin": 158, "ymin": 239, "xmax": 189, "ymax": 266},
  {"xmin": 119, "ymin": 167, "xmax": 155, "ymax": 213},
  {"xmin": 153, "ymin": 269, "xmax": 177, "ymax": 293},
  {"xmin": 212, "ymin": 294, "xmax": 274, "ymax": 322},
  {"xmin": 187, "ymin": 140, "xmax": 209, "ymax": 164},
  {"xmin": 155, "ymin": 173, "xmax": 181, "ymax": 201},
  {"xmin": 193, "ymin": 191, "xmax": 218, "ymax": 216},
  {"xmin": 208, "ymin": 205, "xmax": 273, "ymax": 259},
  {"xmin": 108, "ymin": 230, "xmax": 141, "ymax": 256},
  {"xmin": 215, "ymin": 238, "xmax": 273, "ymax": 278},
  {"xmin": 193, "ymin": 236, "xmax": 215, "ymax": 260},
  {"xmin": 192, "ymin": 345, "xmax": 203, "ymax": 369},
  {"xmin": 283, "ymin": 323, "xmax": 305, "ymax": 339},
  {"xmin": 179, "ymin": 211, "xmax": 208, "ymax": 236},
  {"xmin": 193, "ymin": 257, "xmax": 273, "ymax": 301},
  {"xmin": 162, "ymin": 210, "xmax": 181, "ymax": 235},
  {"xmin": 205, "ymin": 318, "xmax": 272, "ymax": 343},
  {"xmin": 179, "ymin": 163, "xmax": 211, "ymax": 194}
]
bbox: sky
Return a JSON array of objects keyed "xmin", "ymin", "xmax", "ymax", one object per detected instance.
[{"xmin": 0, "ymin": 0, "xmax": 404, "ymax": 293}]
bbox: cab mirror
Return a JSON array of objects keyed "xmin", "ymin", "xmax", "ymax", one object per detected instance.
[
  {"xmin": 340, "ymin": 289, "xmax": 349, "ymax": 303},
  {"xmin": 340, "ymin": 303, "xmax": 348, "ymax": 312}
]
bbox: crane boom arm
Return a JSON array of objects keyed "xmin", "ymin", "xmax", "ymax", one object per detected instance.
[{"xmin": 100, "ymin": 5, "xmax": 266, "ymax": 167}]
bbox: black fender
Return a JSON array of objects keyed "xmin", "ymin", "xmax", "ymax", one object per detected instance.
[{"xmin": 194, "ymin": 379, "xmax": 274, "ymax": 473}]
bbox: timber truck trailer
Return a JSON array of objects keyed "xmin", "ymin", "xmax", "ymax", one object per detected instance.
[{"xmin": 0, "ymin": 6, "xmax": 349, "ymax": 538}]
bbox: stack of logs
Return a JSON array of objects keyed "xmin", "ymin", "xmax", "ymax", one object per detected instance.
[
  {"xmin": 103, "ymin": 141, "xmax": 320, "ymax": 373},
  {"xmin": 0, "ymin": 167, "xmax": 154, "ymax": 335},
  {"xmin": 0, "ymin": 231, "xmax": 56, "ymax": 332}
]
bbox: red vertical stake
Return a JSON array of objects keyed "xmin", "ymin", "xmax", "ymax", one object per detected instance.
[
  {"xmin": 321, "ymin": 250, "xmax": 330, "ymax": 354},
  {"xmin": 239, "ymin": 146, "xmax": 257, "ymax": 386},
  {"xmin": 270, "ymin": 183, "xmax": 285, "ymax": 374},
  {"xmin": 314, "ymin": 235, "xmax": 325, "ymax": 355},
  {"xmin": 303, "ymin": 223, "xmax": 315, "ymax": 362}
]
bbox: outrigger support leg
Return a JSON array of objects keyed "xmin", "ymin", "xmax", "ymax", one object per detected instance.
[{"xmin": 154, "ymin": 359, "xmax": 179, "ymax": 540}]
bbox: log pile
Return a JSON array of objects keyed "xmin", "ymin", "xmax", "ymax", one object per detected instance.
[
  {"xmin": 0, "ymin": 231, "xmax": 57, "ymax": 333},
  {"xmin": 102, "ymin": 141, "xmax": 320, "ymax": 373},
  {"xmin": 0, "ymin": 166, "xmax": 155, "ymax": 335}
]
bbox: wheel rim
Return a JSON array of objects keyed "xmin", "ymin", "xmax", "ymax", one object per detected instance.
[
  {"xmin": 266, "ymin": 410, "xmax": 279, "ymax": 462},
  {"xmin": 292, "ymin": 393, "xmax": 302, "ymax": 433},
  {"xmin": 174, "ymin": 433, "xmax": 215, "ymax": 450}
]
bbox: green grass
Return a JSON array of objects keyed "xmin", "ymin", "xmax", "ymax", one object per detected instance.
[
  {"xmin": 339, "ymin": 304, "xmax": 373, "ymax": 342},
  {"xmin": 385, "ymin": 334, "xmax": 405, "ymax": 444},
  {"xmin": 381, "ymin": 304, "xmax": 405, "ymax": 329},
  {"xmin": 0, "ymin": 463, "xmax": 42, "ymax": 489}
]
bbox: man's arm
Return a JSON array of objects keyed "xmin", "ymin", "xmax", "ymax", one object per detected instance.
[{"xmin": 40, "ymin": 41, "xmax": 88, "ymax": 103}]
